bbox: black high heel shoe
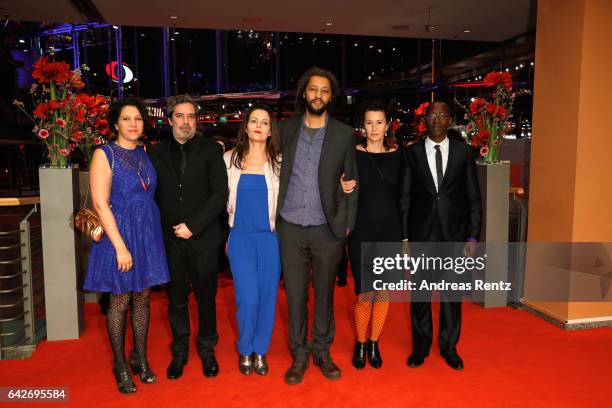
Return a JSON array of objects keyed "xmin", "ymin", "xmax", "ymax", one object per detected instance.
[
  {"xmin": 239, "ymin": 354, "xmax": 253, "ymax": 376},
  {"xmin": 352, "ymin": 341, "xmax": 366, "ymax": 369},
  {"xmin": 129, "ymin": 354, "xmax": 157, "ymax": 384},
  {"xmin": 367, "ymin": 339, "xmax": 383, "ymax": 369},
  {"xmin": 253, "ymin": 353, "xmax": 268, "ymax": 375},
  {"xmin": 113, "ymin": 365, "xmax": 137, "ymax": 394}
]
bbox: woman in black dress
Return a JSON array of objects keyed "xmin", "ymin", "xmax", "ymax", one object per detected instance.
[{"xmin": 345, "ymin": 101, "xmax": 406, "ymax": 369}]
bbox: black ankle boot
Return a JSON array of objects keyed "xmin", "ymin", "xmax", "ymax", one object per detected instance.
[
  {"xmin": 113, "ymin": 364, "xmax": 137, "ymax": 394},
  {"xmin": 129, "ymin": 353, "xmax": 157, "ymax": 384},
  {"xmin": 367, "ymin": 339, "xmax": 383, "ymax": 369},
  {"xmin": 352, "ymin": 341, "xmax": 366, "ymax": 369}
]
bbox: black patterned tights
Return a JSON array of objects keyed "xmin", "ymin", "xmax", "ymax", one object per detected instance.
[{"xmin": 106, "ymin": 289, "xmax": 151, "ymax": 368}]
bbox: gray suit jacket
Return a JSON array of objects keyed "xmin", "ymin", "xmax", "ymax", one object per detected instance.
[{"xmin": 276, "ymin": 115, "xmax": 358, "ymax": 239}]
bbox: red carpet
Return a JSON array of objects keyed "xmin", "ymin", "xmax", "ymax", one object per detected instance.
[{"xmin": 1, "ymin": 275, "xmax": 611, "ymax": 407}]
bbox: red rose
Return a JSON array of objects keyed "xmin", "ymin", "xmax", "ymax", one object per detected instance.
[
  {"xmin": 71, "ymin": 130, "xmax": 84, "ymax": 142},
  {"xmin": 484, "ymin": 71, "xmax": 503, "ymax": 88},
  {"xmin": 74, "ymin": 108, "xmax": 86, "ymax": 123},
  {"xmin": 48, "ymin": 100, "xmax": 60, "ymax": 111},
  {"xmin": 480, "ymin": 146, "xmax": 489, "ymax": 157},
  {"xmin": 496, "ymin": 106, "xmax": 508, "ymax": 118},
  {"xmin": 485, "ymin": 103, "xmax": 498, "ymax": 114},
  {"xmin": 32, "ymin": 56, "xmax": 51, "ymax": 83},
  {"xmin": 59, "ymin": 148, "xmax": 70, "ymax": 157},
  {"xmin": 33, "ymin": 103, "xmax": 49, "ymax": 119},
  {"xmin": 56, "ymin": 118, "xmax": 66, "ymax": 128},
  {"xmin": 470, "ymin": 98, "xmax": 487, "ymax": 114},
  {"xmin": 33, "ymin": 56, "xmax": 71, "ymax": 84},
  {"xmin": 94, "ymin": 118, "xmax": 108, "ymax": 128},
  {"xmin": 471, "ymin": 130, "xmax": 490, "ymax": 148},
  {"xmin": 47, "ymin": 62, "xmax": 71, "ymax": 84},
  {"xmin": 94, "ymin": 137, "xmax": 102, "ymax": 145},
  {"xmin": 75, "ymin": 93, "xmax": 94, "ymax": 108}
]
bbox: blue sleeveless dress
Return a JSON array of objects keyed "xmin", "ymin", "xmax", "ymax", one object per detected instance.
[
  {"xmin": 84, "ymin": 143, "xmax": 170, "ymax": 294},
  {"xmin": 227, "ymin": 174, "xmax": 281, "ymax": 356}
]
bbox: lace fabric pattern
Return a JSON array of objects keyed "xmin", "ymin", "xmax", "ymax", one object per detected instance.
[{"xmin": 84, "ymin": 143, "xmax": 170, "ymax": 294}]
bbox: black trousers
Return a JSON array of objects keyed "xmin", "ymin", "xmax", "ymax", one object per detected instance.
[
  {"xmin": 277, "ymin": 218, "xmax": 344, "ymax": 360},
  {"xmin": 165, "ymin": 238, "xmax": 219, "ymax": 359},
  {"xmin": 337, "ymin": 241, "xmax": 348, "ymax": 281},
  {"xmin": 410, "ymin": 220, "xmax": 462, "ymax": 358}
]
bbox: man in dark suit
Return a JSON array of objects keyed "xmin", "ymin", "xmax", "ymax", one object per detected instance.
[
  {"xmin": 403, "ymin": 101, "xmax": 481, "ymax": 371},
  {"xmin": 277, "ymin": 67, "xmax": 358, "ymax": 385},
  {"xmin": 148, "ymin": 95, "xmax": 228, "ymax": 379}
]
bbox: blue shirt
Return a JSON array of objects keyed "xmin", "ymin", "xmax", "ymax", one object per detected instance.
[{"xmin": 280, "ymin": 119, "xmax": 327, "ymax": 226}]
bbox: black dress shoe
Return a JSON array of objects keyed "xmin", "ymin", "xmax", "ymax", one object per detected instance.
[
  {"xmin": 407, "ymin": 353, "xmax": 426, "ymax": 368},
  {"xmin": 167, "ymin": 357, "xmax": 187, "ymax": 380},
  {"xmin": 202, "ymin": 355, "xmax": 219, "ymax": 377},
  {"xmin": 284, "ymin": 358, "xmax": 309, "ymax": 385},
  {"xmin": 352, "ymin": 341, "xmax": 366, "ymax": 369},
  {"xmin": 113, "ymin": 365, "xmax": 137, "ymax": 394},
  {"xmin": 367, "ymin": 339, "xmax": 383, "ymax": 369},
  {"xmin": 253, "ymin": 353, "xmax": 268, "ymax": 376},
  {"xmin": 313, "ymin": 355, "xmax": 341, "ymax": 380},
  {"xmin": 129, "ymin": 354, "xmax": 157, "ymax": 384},
  {"xmin": 239, "ymin": 354, "xmax": 253, "ymax": 376},
  {"xmin": 442, "ymin": 353, "xmax": 464, "ymax": 371}
]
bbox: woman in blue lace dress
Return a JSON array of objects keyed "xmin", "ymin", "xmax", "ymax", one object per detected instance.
[{"xmin": 84, "ymin": 98, "xmax": 170, "ymax": 394}]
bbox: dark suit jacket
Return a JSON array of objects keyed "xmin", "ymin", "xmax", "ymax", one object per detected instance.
[
  {"xmin": 402, "ymin": 137, "xmax": 482, "ymax": 242},
  {"xmin": 277, "ymin": 115, "xmax": 358, "ymax": 240},
  {"xmin": 148, "ymin": 135, "xmax": 228, "ymax": 251}
]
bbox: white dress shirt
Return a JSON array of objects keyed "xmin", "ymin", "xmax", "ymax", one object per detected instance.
[{"xmin": 425, "ymin": 136, "xmax": 449, "ymax": 192}]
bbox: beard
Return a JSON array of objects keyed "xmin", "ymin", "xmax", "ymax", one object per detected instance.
[
  {"xmin": 173, "ymin": 125, "xmax": 196, "ymax": 141},
  {"xmin": 305, "ymin": 98, "xmax": 329, "ymax": 116}
]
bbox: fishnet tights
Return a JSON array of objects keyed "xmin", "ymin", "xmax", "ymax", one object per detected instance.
[
  {"xmin": 106, "ymin": 289, "xmax": 151, "ymax": 368},
  {"xmin": 354, "ymin": 291, "xmax": 390, "ymax": 342}
]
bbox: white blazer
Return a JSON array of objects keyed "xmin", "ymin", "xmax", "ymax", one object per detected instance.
[{"xmin": 223, "ymin": 150, "xmax": 281, "ymax": 231}]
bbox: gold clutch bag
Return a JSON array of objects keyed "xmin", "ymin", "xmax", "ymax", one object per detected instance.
[
  {"xmin": 74, "ymin": 145, "xmax": 114, "ymax": 242},
  {"xmin": 75, "ymin": 207, "xmax": 104, "ymax": 242}
]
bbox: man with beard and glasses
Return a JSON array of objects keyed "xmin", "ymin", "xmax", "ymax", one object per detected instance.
[
  {"xmin": 277, "ymin": 67, "xmax": 358, "ymax": 385},
  {"xmin": 148, "ymin": 95, "xmax": 228, "ymax": 380}
]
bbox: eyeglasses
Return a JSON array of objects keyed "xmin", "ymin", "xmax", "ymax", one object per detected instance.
[{"xmin": 425, "ymin": 112, "xmax": 450, "ymax": 120}]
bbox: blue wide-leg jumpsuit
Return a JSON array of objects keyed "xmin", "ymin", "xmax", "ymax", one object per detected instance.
[{"xmin": 228, "ymin": 174, "xmax": 281, "ymax": 356}]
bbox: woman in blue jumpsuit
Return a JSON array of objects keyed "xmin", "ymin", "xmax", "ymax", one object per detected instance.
[{"xmin": 224, "ymin": 104, "xmax": 281, "ymax": 375}]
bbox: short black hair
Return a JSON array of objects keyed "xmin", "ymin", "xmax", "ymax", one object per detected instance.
[
  {"xmin": 295, "ymin": 67, "xmax": 341, "ymax": 113},
  {"xmin": 107, "ymin": 97, "xmax": 150, "ymax": 140},
  {"xmin": 425, "ymin": 100, "xmax": 451, "ymax": 116}
]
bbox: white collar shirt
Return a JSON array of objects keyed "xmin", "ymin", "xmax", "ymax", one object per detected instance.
[{"xmin": 424, "ymin": 135, "xmax": 449, "ymax": 192}]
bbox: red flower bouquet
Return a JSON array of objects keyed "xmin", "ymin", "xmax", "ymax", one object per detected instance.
[
  {"xmin": 458, "ymin": 71, "xmax": 521, "ymax": 163},
  {"xmin": 412, "ymin": 101, "xmax": 430, "ymax": 142},
  {"xmin": 14, "ymin": 54, "xmax": 110, "ymax": 166}
]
